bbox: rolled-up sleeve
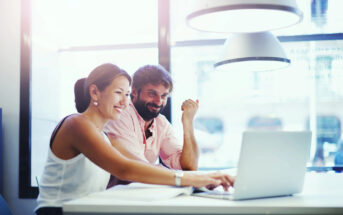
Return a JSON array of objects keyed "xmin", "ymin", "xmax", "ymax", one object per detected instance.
[{"xmin": 158, "ymin": 119, "xmax": 183, "ymax": 170}]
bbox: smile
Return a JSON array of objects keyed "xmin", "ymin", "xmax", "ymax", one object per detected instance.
[
  {"xmin": 114, "ymin": 106, "xmax": 122, "ymax": 113},
  {"xmin": 148, "ymin": 105, "xmax": 160, "ymax": 112}
]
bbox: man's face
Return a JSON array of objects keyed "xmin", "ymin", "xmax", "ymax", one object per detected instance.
[{"xmin": 132, "ymin": 83, "xmax": 170, "ymax": 121}]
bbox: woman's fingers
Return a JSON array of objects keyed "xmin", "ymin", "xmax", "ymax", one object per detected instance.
[
  {"xmin": 207, "ymin": 172, "xmax": 235, "ymax": 191},
  {"xmin": 185, "ymin": 172, "xmax": 235, "ymax": 190},
  {"xmin": 205, "ymin": 184, "xmax": 218, "ymax": 190}
]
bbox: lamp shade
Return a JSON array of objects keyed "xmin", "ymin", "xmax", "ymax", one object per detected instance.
[
  {"xmin": 186, "ymin": 0, "xmax": 303, "ymax": 33},
  {"xmin": 214, "ymin": 32, "xmax": 290, "ymax": 72}
]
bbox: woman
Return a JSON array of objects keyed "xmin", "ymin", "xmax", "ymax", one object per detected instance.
[{"xmin": 35, "ymin": 63, "xmax": 234, "ymax": 215}]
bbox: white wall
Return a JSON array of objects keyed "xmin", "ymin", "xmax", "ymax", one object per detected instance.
[{"xmin": 0, "ymin": 0, "xmax": 37, "ymax": 214}]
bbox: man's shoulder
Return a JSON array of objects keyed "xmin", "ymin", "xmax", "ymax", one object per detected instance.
[
  {"xmin": 122, "ymin": 104, "xmax": 137, "ymax": 117},
  {"xmin": 155, "ymin": 114, "xmax": 172, "ymax": 126},
  {"xmin": 106, "ymin": 106, "xmax": 135, "ymax": 128}
]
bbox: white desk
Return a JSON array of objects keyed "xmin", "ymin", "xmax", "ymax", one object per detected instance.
[{"xmin": 63, "ymin": 173, "xmax": 343, "ymax": 215}]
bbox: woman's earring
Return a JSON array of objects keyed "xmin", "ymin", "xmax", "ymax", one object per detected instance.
[{"xmin": 93, "ymin": 101, "xmax": 98, "ymax": 106}]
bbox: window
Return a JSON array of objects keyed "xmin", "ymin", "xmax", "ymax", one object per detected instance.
[
  {"xmin": 20, "ymin": 0, "xmax": 343, "ymax": 198},
  {"xmin": 170, "ymin": 0, "xmax": 343, "ymax": 169},
  {"xmin": 20, "ymin": 0, "xmax": 159, "ymax": 198}
]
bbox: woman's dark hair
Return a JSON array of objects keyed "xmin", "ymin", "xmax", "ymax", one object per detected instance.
[
  {"xmin": 132, "ymin": 65, "xmax": 173, "ymax": 98},
  {"xmin": 74, "ymin": 63, "xmax": 131, "ymax": 113}
]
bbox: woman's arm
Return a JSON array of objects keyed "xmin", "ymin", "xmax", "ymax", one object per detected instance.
[{"xmin": 67, "ymin": 116, "xmax": 234, "ymax": 189}]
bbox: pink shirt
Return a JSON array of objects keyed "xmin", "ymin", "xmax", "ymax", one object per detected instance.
[{"xmin": 104, "ymin": 102, "xmax": 182, "ymax": 170}]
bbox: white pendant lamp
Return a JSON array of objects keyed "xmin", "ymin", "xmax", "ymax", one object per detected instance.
[
  {"xmin": 186, "ymin": 0, "xmax": 303, "ymax": 33},
  {"xmin": 214, "ymin": 32, "xmax": 290, "ymax": 72}
]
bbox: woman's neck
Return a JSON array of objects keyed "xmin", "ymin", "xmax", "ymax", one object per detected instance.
[{"xmin": 82, "ymin": 108, "xmax": 107, "ymax": 132}]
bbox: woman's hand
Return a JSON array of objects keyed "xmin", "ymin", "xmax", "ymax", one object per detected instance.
[
  {"xmin": 204, "ymin": 172, "xmax": 235, "ymax": 191},
  {"xmin": 182, "ymin": 172, "xmax": 235, "ymax": 191}
]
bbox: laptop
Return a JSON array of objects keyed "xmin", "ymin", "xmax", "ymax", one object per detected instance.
[{"xmin": 193, "ymin": 131, "xmax": 312, "ymax": 200}]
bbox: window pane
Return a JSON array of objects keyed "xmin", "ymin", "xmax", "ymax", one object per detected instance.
[
  {"xmin": 30, "ymin": 0, "xmax": 158, "ymax": 186},
  {"xmin": 33, "ymin": 0, "xmax": 158, "ymax": 47},
  {"xmin": 275, "ymin": 0, "xmax": 343, "ymax": 36},
  {"xmin": 171, "ymin": 40, "xmax": 343, "ymax": 168}
]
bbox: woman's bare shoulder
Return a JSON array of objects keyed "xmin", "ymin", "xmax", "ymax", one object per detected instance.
[{"xmin": 62, "ymin": 114, "xmax": 94, "ymax": 133}]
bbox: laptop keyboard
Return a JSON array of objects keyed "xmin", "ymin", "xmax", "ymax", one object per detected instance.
[{"xmin": 192, "ymin": 187, "xmax": 233, "ymax": 200}]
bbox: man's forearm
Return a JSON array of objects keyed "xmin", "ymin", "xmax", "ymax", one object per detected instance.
[{"xmin": 180, "ymin": 121, "xmax": 199, "ymax": 170}]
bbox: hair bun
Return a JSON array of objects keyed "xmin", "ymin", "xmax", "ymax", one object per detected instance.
[{"xmin": 74, "ymin": 78, "xmax": 88, "ymax": 113}]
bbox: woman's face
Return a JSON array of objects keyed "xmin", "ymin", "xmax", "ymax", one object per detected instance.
[{"xmin": 97, "ymin": 75, "xmax": 131, "ymax": 120}]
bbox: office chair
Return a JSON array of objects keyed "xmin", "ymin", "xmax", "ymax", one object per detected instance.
[{"xmin": 0, "ymin": 194, "xmax": 13, "ymax": 215}]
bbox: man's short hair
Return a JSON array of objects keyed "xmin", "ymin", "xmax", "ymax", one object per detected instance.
[{"xmin": 132, "ymin": 65, "xmax": 173, "ymax": 92}]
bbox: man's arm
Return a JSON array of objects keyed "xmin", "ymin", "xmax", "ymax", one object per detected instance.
[{"xmin": 179, "ymin": 99, "xmax": 199, "ymax": 171}]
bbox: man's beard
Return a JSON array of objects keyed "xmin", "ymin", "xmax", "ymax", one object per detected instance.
[{"xmin": 133, "ymin": 97, "xmax": 165, "ymax": 121}]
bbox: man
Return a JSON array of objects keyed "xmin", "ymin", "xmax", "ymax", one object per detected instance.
[{"xmin": 104, "ymin": 65, "xmax": 199, "ymax": 186}]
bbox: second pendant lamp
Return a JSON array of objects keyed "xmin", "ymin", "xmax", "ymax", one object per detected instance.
[{"xmin": 214, "ymin": 32, "xmax": 290, "ymax": 72}]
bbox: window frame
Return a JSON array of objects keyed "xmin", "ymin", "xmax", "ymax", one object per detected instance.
[{"xmin": 19, "ymin": 0, "xmax": 34, "ymax": 198}]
